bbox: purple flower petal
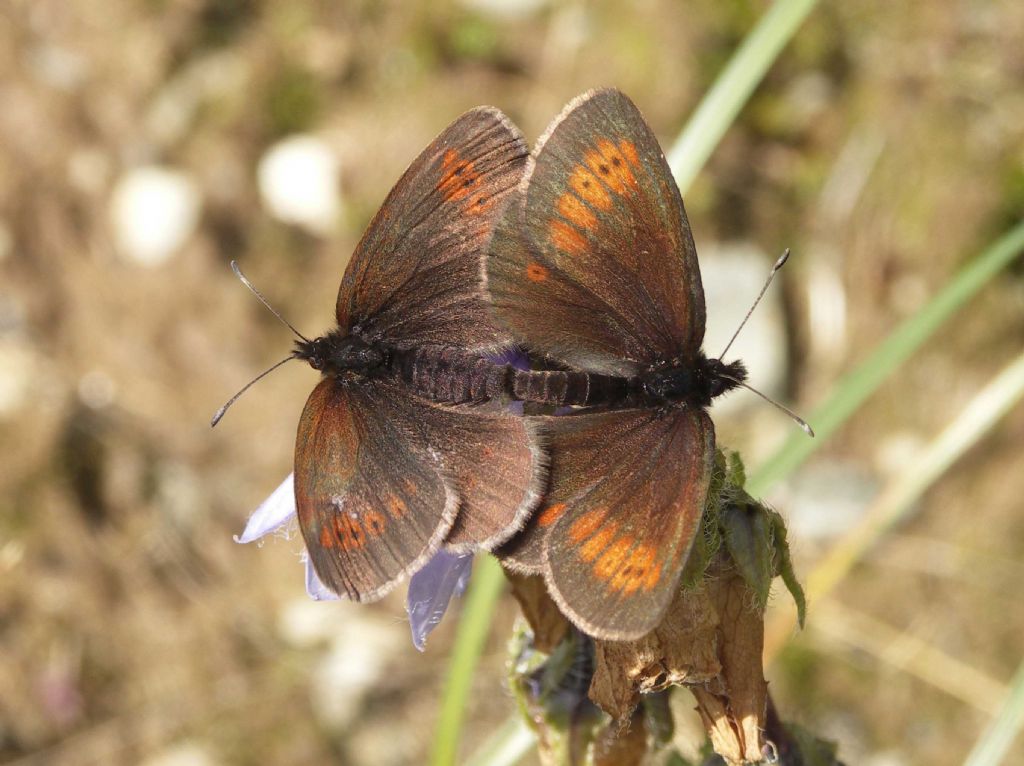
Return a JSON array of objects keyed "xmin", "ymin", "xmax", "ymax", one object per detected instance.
[
  {"xmin": 234, "ymin": 473, "xmax": 296, "ymax": 543},
  {"xmin": 303, "ymin": 552, "xmax": 341, "ymax": 601},
  {"xmin": 406, "ymin": 550, "xmax": 474, "ymax": 651}
]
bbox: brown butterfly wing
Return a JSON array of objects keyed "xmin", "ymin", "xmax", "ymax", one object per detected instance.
[
  {"xmin": 295, "ymin": 378, "xmax": 458, "ymax": 602},
  {"xmin": 409, "ymin": 404, "xmax": 544, "ymax": 552},
  {"xmin": 487, "ymin": 88, "xmax": 705, "ymax": 375},
  {"xmin": 337, "ymin": 107, "xmax": 527, "ymax": 352},
  {"xmin": 487, "ymin": 189, "xmax": 640, "ymax": 376},
  {"xmin": 538, "ymin": 408, "xmax": 714, "ymax": 640},
  {"xmin": 493, "ymin": 480, "xmax": 547, "ymax": 575}
]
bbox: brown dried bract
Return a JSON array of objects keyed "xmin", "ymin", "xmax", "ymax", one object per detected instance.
[
  {"xmin": 589, "ymin": 565, "xmax": 769, "ymax": 765},
  {"xmin": 506, "ymin": 570, "xmax": 571, "ymax": 652},
  {"xmin": 588, "ymin": 581, "xmax": 720, "ymax": 718},
  {"xmin": 505, "ymin": 516, "xmax": 776, "ymax": 764},
  {"xmin": 690, "ymin": 571, "xmax": 769, "ymax": 765}
]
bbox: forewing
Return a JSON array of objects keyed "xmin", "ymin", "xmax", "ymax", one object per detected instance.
[
  {"xmin": 539, "ymin": 408, "xmax": 714, "ymax": 640},
  {"xmin": 294, "ymin": 378, "xmax": 457, "ymax": 602},
  {"xmin": 487, "ymin": 189, "xmax": 642, "ymax": 376},
  {"xmin": 488, "ymin": 88, "xmax": 704, "ymax": 374},
  {"xmin": 336, "ymin": 107, "xmax": 527, "ymax": 352}
]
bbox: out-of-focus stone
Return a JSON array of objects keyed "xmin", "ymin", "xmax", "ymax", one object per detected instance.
[
  {"xmin": 257, "ymin": 135, "xmax": 341, "ymax": 235},
  {"xmin": 700, "ymin": 242, "xmax": 788, "ymax": 416},
  {"xmin": 26, "ymin": 44, "xmax": 88, "ymax": 91},
  {"xmin": 109, "ymin": 167, "xmax": 201, "ymax": 266},
  {"xmin": 0, "ymin": 219, "xmax": 12, "ymax": 261},
  {"xmin": 779, "ymin": 459, "xmax": 878, "ymax": 542},
  {"xmin": 458, "ymin": 0, "xmax": 549, "ymax": 19},
  {"xmin": 141, "ymin": 742, "xmax": 219, "ymax": 766},
  {"xmin": 309, "ymin": 611, "xmax": 404, "ymax": 729},
  {"xmin": 277, "ymin": 597, "xmax": 351, "ymax": 648},
  {"xmin": 0, "ymin": 341, "xmax": 36, "ymax": 416},
  {"xmin": 77, "ymin": 369, "xmax": 117, "ymax": 409}
]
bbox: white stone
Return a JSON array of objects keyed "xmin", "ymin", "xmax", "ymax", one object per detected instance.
[
  {"xmin": 309, "ymin": 613, "xmax": 403, "ymax": 729},
  {"xmin": 0, "ymin": 342, "xmax": 35, "ymax": 416},
  {"xmin": 78, "ymin": 369, "xmax": 117, "ymax": 409},
  {"xmin": 109, "ymin": 167, "xmax": 201, "ymax": 266},
  {"xmin": 141, "ymin": 742, "xmax": 218, "ymax": 766},
  {"xmin": 778, "ymin": 459, "xmax": 878, "ymax": 541},
  {"xmin": 278, "ymin": 597, "xmax": 350, "ymax": 648},
  {"xmin": 458, "ymin": 0, "xmax": 549, "ymax": 19},
  {"xmin": 700, "ymin": 242, "xmax": 787, "ymax": 415},
  {"xmin": 257, "ymin": 135, "xmax": 341, "ymax": 235},
  {"xmin": 0, "ymin": 220, "xmax": 12, "ymax": 261},
  {"xmin": 27, "ymin": 45, "xmax": 88, "ymax": 90}
]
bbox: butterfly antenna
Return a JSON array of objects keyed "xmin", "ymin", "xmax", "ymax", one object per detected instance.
[
  {"xmin": 723, "ymin": 375, "xmax": 814, "ymax": 437},
  {"xmin": 210, "ymin": 353, "xmax": 296, "ymax": 427},
  {"xmin": 231, "ymin": 260, "xmax": 310, "ymax": 343},
  {"xmin": 719, "ymin": 248, "xmax": 790, "ymax": 360}
]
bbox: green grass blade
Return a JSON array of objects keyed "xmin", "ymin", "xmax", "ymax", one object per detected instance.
[
  {"xmin": 430, "ymin": 555, "xmax": 505, "ymax": 766},
  {"xmin": 667, "ymin": 0, "xmax": 821, "ymax": 193},
  {"xmin": 748, "ymin": 220, "xmax": 1024, "ymax": 496},
  {"xmin": 963, "ymin": 659, "xmax": 1024, "ymax": 766},
  {"xmin": 464, "ymin": 715, "xmax": 537, "ymax": 766}
]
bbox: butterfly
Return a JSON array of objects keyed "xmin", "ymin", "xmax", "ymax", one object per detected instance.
[
  {"xmin": 486, "ymin": 88, "xmax": 748, "ymax": 640},
  {"xmin": 288, "ymin": 107, "xmax": 546, "ymax": 602}
]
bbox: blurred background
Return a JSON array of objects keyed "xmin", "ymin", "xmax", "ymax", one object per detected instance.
[{"xmin": 2, "ymin": 0, "xmax": 1023, "ymax": 764}]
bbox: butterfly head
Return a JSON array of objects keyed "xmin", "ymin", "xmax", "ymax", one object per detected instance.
[
  {"xmin": 703, "ymin": 357, "xmax": 747, "ymax": 399},
  {"xmin": 641, "ymin": 355, "xmax": 747, "ymax": 408},
  {"xmin": 294, "ymin": 330, "xmax": 387, "ymax": 377}
]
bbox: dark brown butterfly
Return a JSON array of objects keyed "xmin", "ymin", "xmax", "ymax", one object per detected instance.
[
  {"xmin": 486, "ymin": 89, "xmax": 748, "ymax": 640},
  {"xmin": 285, "ymin": 107, "xmax": 547, "ymax": 602}
]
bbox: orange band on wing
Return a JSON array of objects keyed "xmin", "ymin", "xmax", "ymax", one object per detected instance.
[
  {"xmin": 579, "ymin": 522, "xmax": 619, "ymax": 562},
  {"xmin": 526, "ymin": 262, "xmax": 550, "ymax": 282},
  {"xmin": 584, "ymin": 138, "xmax": 638, "ymax": 195},
  {"xmin": 537, "ymin": 502, "xmax": 566, "ymax": 526},
  {"xmin": 334, "ymin": 514, "xmax": 367, "ymax": 551},
  {"xmin": 388, "ymin": 495, "xmax": 408, "ymax": 518},
  {"xmin": 568, "ymin": 166, "xmax": 612, "ymax": 210},
  {"xmin": 568, "ymin": 508, "xmax": 608, "ymax": 543},
  {"xmin": 618, "ymin": 139, "xmax": 640, "ymax": 168},
  {"xmin": 607, "ymin": 544, "xmax": 659, "ymax": 594},
  {"xmin": 549, "ymin": 219, "xmax": 588, "ymax": 255},
  {"xmin": 437, "ymin": 149, "xmax": 481, "ymax": 202},
  {"xmin": 363, "ymin": 510, "xmax": 387, "ymax": 537},
  {"xmin": 593, "ymin": 535, "xmax": 634, "ymax": 580},
  {"xmin": 556, "ymin": 193, "xmax": 598, "ymax": 230},
  {"xmin": 467, "ymin": 191, "xmax": 497, "ymax": 215}
]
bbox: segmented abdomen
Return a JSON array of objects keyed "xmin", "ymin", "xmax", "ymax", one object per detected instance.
[{"xmin": 389, "ymin": 346, "xmax": 636, "ymax": 407}]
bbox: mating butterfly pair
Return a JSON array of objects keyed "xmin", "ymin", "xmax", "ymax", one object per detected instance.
[{"xmin": 230, "ymin": 89, "xmax": 750, "ymax": 641}]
